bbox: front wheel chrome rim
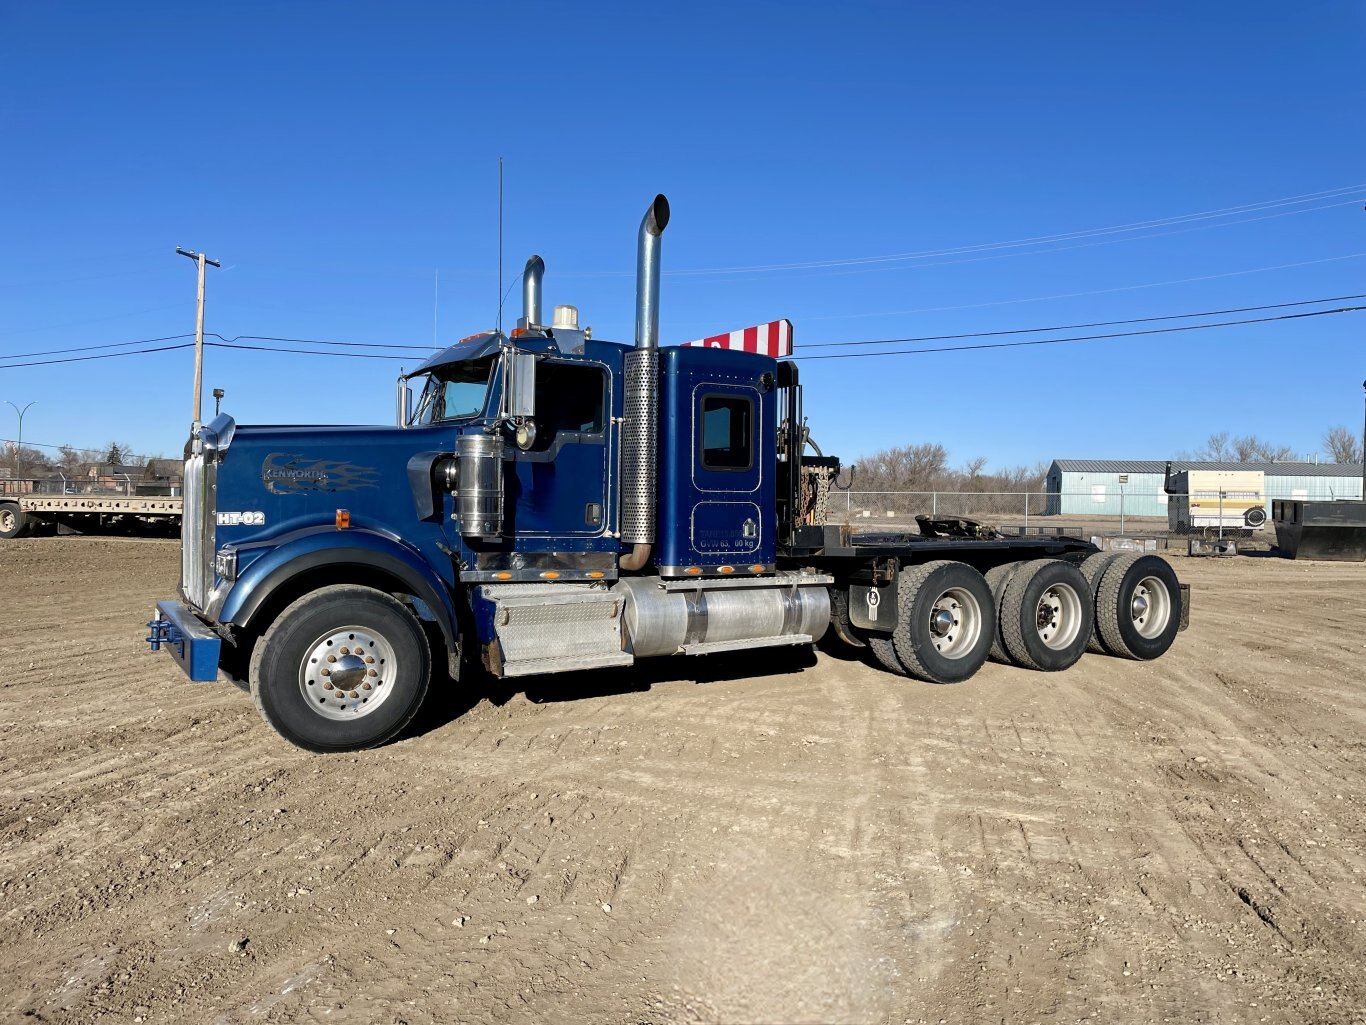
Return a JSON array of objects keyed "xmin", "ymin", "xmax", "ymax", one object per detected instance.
[
  {"xmin": 298, "ymin": 626, "xmax": 397, "ymax": 721},
  {"xmin": 1131, "ymin": 577, "xmax": 1171, "ymax": 639},
  {"xmin": 927, "ymin": 586, "xmax": 982, "ymax": 659},
  {"xmin": 1035, "ymin": 582, "xmax": 1083, "ymax": 650}
]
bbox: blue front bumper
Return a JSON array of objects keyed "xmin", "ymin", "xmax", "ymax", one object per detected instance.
[{"xmin": 147, "ymin": 600, "xmax": 222, "ymax": 682}]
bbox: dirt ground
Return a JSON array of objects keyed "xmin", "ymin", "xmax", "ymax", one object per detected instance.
[{"xmin": 1, "ymin": 538, "xmax": 1364, "ymax": 1025}]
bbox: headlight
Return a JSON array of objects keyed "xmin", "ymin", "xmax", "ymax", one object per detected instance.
[{"xmin": 215, "ymin": 547, "xmax": 238, "ymax": 581}]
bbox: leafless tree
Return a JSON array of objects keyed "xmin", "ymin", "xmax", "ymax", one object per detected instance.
[
  {"xmin": 1323, "ymin": 425, "xmax": 1363, "ymax": 464},
  {"xmin": 1225, "ymin": 434, "xmax": 1294, "ymax": 462},
  {"xmin": 1201, "ymin": 432, "xmax": 1232, "ymax": 461},
  {"xmin": 856, "ymin": 443, "xmax": 949, "ymax": 493},
  {"xmin": 3, "ymin": 444, "xmax": 53, "ymax": 475},
  {"xmin": 1232, "ymin": 435, "xmax": 1260, "ymax": 462}
]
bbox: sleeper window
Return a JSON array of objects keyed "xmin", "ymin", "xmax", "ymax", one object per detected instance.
[{"xmin": 700, "ymin": 394, "xmax": 753, "ymax": 471}]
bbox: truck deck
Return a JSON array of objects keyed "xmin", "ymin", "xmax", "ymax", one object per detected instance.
[{"xmin": 0, "ymin": 491, "xmax": 183, "ymax": 539}]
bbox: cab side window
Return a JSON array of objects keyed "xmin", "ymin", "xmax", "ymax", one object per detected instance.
[
  {"xmin": 531, "ymin": 361, "xmax": 605, "ymax": 446},
  {"xmin": 700, "ymin": 394, "xmax": 753, "ymax": 471}
]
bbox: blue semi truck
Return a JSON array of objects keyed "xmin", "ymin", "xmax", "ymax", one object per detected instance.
[{"xmin": 148, "ymin": 196, "xmax": 1187, "ymax": 751}]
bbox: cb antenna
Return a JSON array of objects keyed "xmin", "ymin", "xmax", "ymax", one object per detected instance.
[{"xmin": 496, "ymin": 157, "xmax": 504, "ymax": 334}]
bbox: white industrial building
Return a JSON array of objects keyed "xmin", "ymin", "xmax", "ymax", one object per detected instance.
[{"xmin": 1044, "ymin": 460, "xmax": 1365, "ymax": 517}]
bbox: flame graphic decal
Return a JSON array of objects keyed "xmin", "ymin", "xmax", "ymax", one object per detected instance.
[{"xmin": 261, "ymin": 453, "xmax": 381, "ymax": 495}]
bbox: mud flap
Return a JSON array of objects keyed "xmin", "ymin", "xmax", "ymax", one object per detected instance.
[
  {"xmin": 829, "ymin": 589, "xmax": 866, "ymax": 648},
  {"xmin": 848, "ymin": 582, "xmax": 897, "ymax": 633},
  {"xmin": 1179, "ymin": 583, "xmax": 1191, "ymax": 631}
]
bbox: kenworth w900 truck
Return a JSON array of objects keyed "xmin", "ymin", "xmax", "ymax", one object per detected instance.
[{"xmin": 148, "ymin": 196, "xmax": 1188, "ymax": 752}]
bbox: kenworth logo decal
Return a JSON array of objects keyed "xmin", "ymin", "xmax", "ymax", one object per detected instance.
[{"xmin": 261, "ymin": 453, "xmax": 380, "ymax": 495}]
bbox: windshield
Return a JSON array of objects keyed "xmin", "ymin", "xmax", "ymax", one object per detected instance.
[{"xmin": 409, "ymin": 356, "xmax": 496, "ymax": 426}]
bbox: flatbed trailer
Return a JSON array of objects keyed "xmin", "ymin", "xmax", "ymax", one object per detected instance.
[{"xmin": 0, "ymin": 494, "xmax": 183, "ymax": 539}]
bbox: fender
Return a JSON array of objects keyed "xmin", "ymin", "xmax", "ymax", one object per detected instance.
[{"xmin": 219, "ymin": 526, "xmax": 460, "ymax": 654}]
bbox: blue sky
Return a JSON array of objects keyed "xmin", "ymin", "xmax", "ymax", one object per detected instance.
[{"xmin": 2, "ymin": 2, "xmax": 1364, "ymax": 471}]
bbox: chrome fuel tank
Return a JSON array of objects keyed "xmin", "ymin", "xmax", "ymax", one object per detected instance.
[{"xmin": 614, "ymin": 573, "xmax": 831, "ymax": 657}]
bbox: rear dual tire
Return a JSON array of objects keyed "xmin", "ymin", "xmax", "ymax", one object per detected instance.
[
  {"xmin": 983, "ymin": 563, "xmax": 1020, "ymax": 664},
  {"xmin": 866, "ymin": 634, "xmax": 907, "ymax": 676},
  {"xmin": 891, "ymin": 561, "xmax": 996, "ymax": 684},
  {"xmin": 1079, "ymin": 552, "xmax": 1124, "ymax": 654},
  {"xmin": 859, "ymin": 561, "xmax": 997, "ymax": 684},
  {"xmin": 998, "ymin": 560, "xmax": 1093, "ymax": 672},
  {"xmin": 1094, "ymin": 554, "xmax": 1181, "ymax": 660}
]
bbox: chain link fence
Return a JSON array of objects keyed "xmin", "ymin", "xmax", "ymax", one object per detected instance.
[{"xmin": 0, "ymin": 475, "xmax": 182, "ymax": 498}]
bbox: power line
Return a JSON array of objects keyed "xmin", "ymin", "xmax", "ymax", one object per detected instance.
[
  {"xmin": 3, "ymin": 295, "xmax": 1362, "ymax": 371},
  {"xmin": 0, "ymin": 332, "xmax": 433, "ymax": 363},
  {"xmin": 799, "ymin": 293, "xmax": 1366, "ymax": 350},
  {"xmin": 0, "ymin": 304, "xmax": 187, "ymax": 342},
  {"xmin": 554, "ymin": 183, "xmax": 1366, "ymax": 278},
  {"xmin": 793, "ymin": 305, "xmax": 1366, "ymax": 361},
  {"xmin": 668, "ymin": 196, "xmax": 1366, "ymax": 278},
  {"xmin": 0, "ymin": 436, "xmax": 171, "ymax": 462},
  {"xmin": 207, "ymin": 341, "xmax": 413, "ymax": 361},
  {"xmin": 0, "ymin": 341, "xmax": 195, "ymax": 369},
  {"xmin": 0, "ymin": 333, "xmax": 193, "ymax": 360},
  {"xmin": 801, "ymin": 250, "xmax": 1366, "ymax": 322},
  {"xmin": 215, "ymin": 333, "xmax": 438, "ymax": 352},
  {"xmin": 806, "ymin": 199, "xmax": 1366, "ymax": 281}
]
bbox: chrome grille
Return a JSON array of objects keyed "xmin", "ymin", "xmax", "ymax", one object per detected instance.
[{"xmin": 180, "ymin": 447, "xmax": 215, "ymax": 609}]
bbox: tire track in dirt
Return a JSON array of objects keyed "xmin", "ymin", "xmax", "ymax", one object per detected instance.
[{"xmin": 4, "ymin": 539, "xmax": 1366, "ymax": 1024}]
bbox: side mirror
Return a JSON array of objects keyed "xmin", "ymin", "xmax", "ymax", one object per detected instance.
[
  {"xmin": 396, "ymin": 378, "xmax": 412, "ymax": 427},
  {"xmin": 506, "ymin": 350, "xmax": 537, "ymax": 419}
]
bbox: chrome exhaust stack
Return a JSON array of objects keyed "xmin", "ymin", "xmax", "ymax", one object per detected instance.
[
  {"xmin": 619, "ymin": 195, "xmax": 670, "ymax": 571},
  {"xmin": 634, "ymin": 195, "xmax": 669, "ymax": 350},
  {"xmin": 520, "ymin": 255, "xmax": 545, "ymax": 330}
]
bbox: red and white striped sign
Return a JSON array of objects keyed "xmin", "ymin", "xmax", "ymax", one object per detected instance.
[{"xmin": 681, "ymin": 319, "xmax": 793, "ymax": 358}]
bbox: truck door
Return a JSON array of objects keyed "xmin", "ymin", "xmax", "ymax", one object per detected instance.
[
  {"xmin": 690, "ymin": 383, "xmax": 766, "ymax": 563},
  {"xmin": 505, "ymin": 358, "xmax": 610, "ymax": 541}
]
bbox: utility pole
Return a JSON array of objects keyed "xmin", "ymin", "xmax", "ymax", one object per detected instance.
[
  {"xmin": 176, "ymin": 247, "xmax": 221, "ymax": 426},
  {"xmin": 5, "ymin": 400, "xmax": 35, "ymax": 481},
  {"xmin": 1360, "ymin": 379, "xmax": 1365, "ymax": 501}
]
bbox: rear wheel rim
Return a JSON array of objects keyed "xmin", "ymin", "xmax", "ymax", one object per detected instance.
[
  {"xmin": 1131, "ymin": 576, "xmax": 1171, "ymax": 639},
  {"xmin": 297, "ymin": 625, "xmax": 398, "ymax": 721},
  {"xmin": 0, "ymin": 509, "xmax": 14, "ymax": 532},
  {"xmin": 928, "ymin": 586, "xmax": 982, "ymax": 659},
  {"xmin": 1035, "ymin": 581, "xmax": 1083, "ymax": 650}
]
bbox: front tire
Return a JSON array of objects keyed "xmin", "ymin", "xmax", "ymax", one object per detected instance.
[
  {"xmin": 249, "ymin": 584, "xmax": 432, "ymax": 752},
  {"xmin": 892, "ymin": 560, "xmax": 995, "ymax": 684}
]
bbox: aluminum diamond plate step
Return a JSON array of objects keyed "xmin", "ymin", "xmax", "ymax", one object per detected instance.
[{"xmin": 482, "ymin": 584, "xmax": 630, "ymax": 678}]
